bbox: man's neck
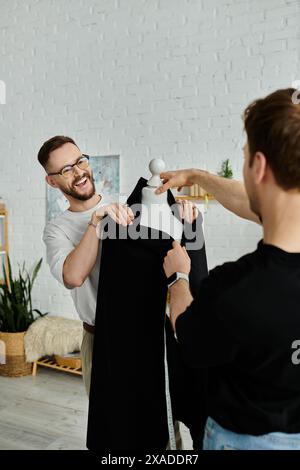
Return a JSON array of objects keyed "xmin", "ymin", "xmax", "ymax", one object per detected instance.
[
  {"xmin": 68, "ymin": 193, "xmax": 102, "ymax": 213},
  {"xmin": 262, "ymin": 192, "xmax": 300, "ymax": 252}
]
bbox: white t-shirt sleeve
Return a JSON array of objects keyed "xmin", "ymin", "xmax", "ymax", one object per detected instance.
[{"xmin": 43, "ymin": 222, "xmax": 75, "ymax": 289}]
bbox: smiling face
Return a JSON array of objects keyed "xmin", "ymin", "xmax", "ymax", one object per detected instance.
[{"xmin": 45, "ymin": 143, "xmax": 96, "ymax": 201}]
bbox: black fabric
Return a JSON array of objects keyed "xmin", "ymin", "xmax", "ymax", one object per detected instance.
[
  {"xmin": 87, "ymin": 177, "xmax": 208, "ymax": 451},
  {"xmin": 176, "ymin": 240, "xmax": 300, "ymax": 436}
]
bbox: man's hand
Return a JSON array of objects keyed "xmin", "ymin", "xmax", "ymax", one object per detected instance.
[
  {"xmin": 176, "ymin": 199, "xmax": 198, "ymax": 223},
  {"xmin": 156, "ymin": 166, "xmax": 260, "ymax": 224},
  {"xmin": 156, "ymin": 169, "xmax": 196, "ymax": 194},
  {"xmin": 163, "ymin": 240, "xmax": 191, "ymax": 278},
  {"xmin": 92, "ymin": 203, "xmax": 134, "ymax": 227}
]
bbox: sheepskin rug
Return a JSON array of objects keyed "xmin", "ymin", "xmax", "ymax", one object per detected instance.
[{"xmin": 24, "ymin": 316, "xmax": 83, "ymax": 362}]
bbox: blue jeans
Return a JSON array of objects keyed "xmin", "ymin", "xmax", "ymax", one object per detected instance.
[{"xmin": 203, "ymin": 417, "xmax": 300, "ymax": 450}]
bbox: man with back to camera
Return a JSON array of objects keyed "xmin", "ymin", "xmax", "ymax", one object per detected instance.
[
  {"xmin": 38, "ymin": 136, "xmax": 204, "ymax": 398},
  {"xmin": 160, "ymin": 88, "xmax": 300, "ymax": 450}
]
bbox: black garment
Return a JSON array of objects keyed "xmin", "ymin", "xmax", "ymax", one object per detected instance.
[
  {"xmin": 176, "ymin": 240, "xmax": 300, "ymax": 436},
  {"xmin": 87, "ymin": 177, "xmax": 208, "ymax": 451}
]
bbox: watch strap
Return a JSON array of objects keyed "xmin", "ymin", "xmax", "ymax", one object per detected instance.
[{"xmin": 167, "ymin": 272, "xmax": 189, "ymax": 288}]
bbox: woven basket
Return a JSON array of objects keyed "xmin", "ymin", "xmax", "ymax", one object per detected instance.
[
  {"xmin": 0, "ymin": 331, "xmax": 32, "ymax": 377},
  {"xmin": 54, "ymin": 354, "xmax": 82, "ymax": 369}
]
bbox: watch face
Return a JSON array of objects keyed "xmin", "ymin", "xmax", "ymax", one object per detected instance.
[{"xmin": 167, "ymin": 273, "xmax": 177, "ymax": 285}]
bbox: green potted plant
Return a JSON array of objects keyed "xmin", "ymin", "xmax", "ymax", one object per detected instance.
[
  {"xmin": 218, "ymin": 158, "xmax": 234, "ymax": 179},
  {"xmin": 0, "ymin": 257, "xmax": 46, "ymax": 377}
]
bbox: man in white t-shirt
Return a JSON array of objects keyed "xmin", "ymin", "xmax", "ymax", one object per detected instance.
[{"xmin": 39, "ymin": 135, "xmax": 135, "ymax": 394}]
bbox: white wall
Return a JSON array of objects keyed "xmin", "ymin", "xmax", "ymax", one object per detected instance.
[{"xmin": 0, "ymin": 0, "xmax": 298, "ymax": 318}]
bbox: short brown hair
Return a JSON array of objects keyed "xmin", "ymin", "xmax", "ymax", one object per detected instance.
[
  {"xmin": 37, "ymin": 135, "xmax": 78, "ymax": 170},
  {"xmin": 244, "ymin": 88, "xmax": 300, "ymax": 190}
]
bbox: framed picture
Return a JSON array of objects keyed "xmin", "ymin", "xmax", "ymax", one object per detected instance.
[{"xmin": 46, "ymin": 155, "xmax": 120, "ymax": 221}]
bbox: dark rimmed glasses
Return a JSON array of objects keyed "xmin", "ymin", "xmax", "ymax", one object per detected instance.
[{"xmin": 48, "ymin": 154, "xmax": 90, "ymax": 179}]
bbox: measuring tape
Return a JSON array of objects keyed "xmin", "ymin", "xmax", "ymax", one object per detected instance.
[{"xmin": 164, "ymin": 299, "xmax": 176, "ymax": 450}]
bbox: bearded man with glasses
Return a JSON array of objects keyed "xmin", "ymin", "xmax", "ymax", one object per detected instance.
[{"xmin": 38, "ymin": 135, "xmax": 135, "ymax": 395}]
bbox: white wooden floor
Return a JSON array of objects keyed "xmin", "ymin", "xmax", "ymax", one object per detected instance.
[{"xmin": 0, "ymin": 368, "xmax": 192, "ymax": 450}]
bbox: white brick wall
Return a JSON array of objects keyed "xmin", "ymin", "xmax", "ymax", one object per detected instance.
[{"xmin": 0, "ymin": 0, "xmax": 298, "ymax": 318}]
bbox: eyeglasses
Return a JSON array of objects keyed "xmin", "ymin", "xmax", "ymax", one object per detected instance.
[{"xmin": 48, "ymin": 155, "xmax": 90, "ymax": 179}]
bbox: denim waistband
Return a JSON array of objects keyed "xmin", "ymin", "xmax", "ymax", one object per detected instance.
[{"xmin": 205, "ymin": 417, "xmax": 300, "ymax": 450}]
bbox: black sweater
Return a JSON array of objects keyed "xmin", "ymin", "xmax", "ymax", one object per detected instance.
[{"xmin": 176, "ymin": 240, "xmax": 300, "ymax": 436}]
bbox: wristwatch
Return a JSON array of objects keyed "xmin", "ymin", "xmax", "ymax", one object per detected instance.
[{"xmin": 167, "ymin": 272, "xmax": 189, "ymax": 289}]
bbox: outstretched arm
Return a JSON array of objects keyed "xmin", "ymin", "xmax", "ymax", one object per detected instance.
[{"xmin": 156, "ymin": 168, "xmax": 260, "ymax": 224}]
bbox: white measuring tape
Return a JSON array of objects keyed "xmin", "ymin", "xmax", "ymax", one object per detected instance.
[{"xmin": 164, "ymin": 302, "xmax": 176, "ymax": 450}]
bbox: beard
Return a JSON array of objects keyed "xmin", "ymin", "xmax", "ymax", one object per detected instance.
[{"xmin": 61, "ymin": 173, "xmax": 96, "ymax": 201}]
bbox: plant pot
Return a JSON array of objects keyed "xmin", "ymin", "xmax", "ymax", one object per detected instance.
[{"xmin": 0, "ymin": 331, "xmax": 32, "ymax": 377}]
